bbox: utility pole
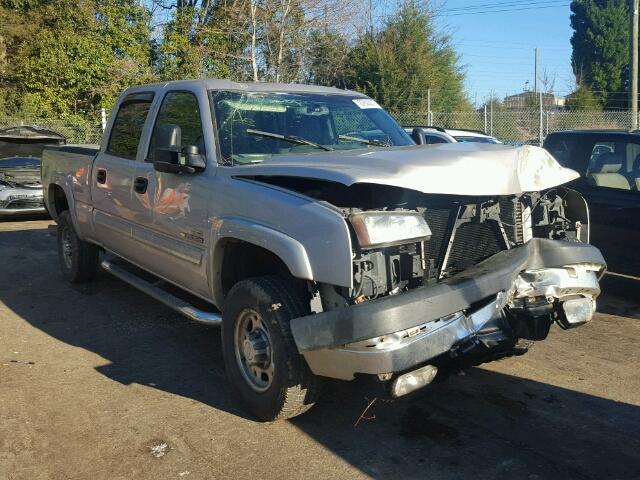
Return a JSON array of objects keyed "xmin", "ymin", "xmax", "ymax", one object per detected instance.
[
  {"xmin": 369, "ymin": 0, "xmax": 374, "ymax": 37},
  {"xmin": 484, "ymin": 104, "xmax": 488, "ymax": 134},
  {"xmin": 534, "ymin": 47, "xmax": 539, "ymax": 94},
  {"xmin": 490, "ymin": 96, "xmax": 494, "ymax": 137},
  {"xmin": 539, "ymin": 90, "xmax": 544, "ymax": 146},
  {"xmin": 632, "ymin": 0, "xmax": 639, "ymax": 129}
]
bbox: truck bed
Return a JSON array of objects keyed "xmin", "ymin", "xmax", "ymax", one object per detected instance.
[{"xmin": 41, "ymin": 144, "xmax": 99, "ymax": 222}]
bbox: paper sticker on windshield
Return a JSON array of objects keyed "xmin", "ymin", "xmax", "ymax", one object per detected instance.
[{"xmin": 353, "ymin": 98, "xmax": 382, "ymax": 109}]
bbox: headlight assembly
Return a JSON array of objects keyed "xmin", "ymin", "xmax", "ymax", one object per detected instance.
[{"xmin": 349, "ymin": 211, "xmax": 431, "ymax": 248}]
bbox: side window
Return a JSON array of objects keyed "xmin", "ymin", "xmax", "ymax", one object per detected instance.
[
  {"xmin": 149, "ymin": 91, "xmax": 205, "ymax": 162},
  {"xmin": 544, "ymin": 135, "xmax": 592, "ymax": 172},
  {"xmin": 426, "ymin": 134, "xmax": 448, "ymax": 144},
  {"xmin": 107, "ymin": 99, "xmax": 153, "ymax": 160},
  {"xmin": 586, "ymin": 141, "xmax": 638, "ymax": 191}
]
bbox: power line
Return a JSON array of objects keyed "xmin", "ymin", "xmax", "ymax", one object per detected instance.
[
  {"xmin": 437, "ymin": 4, "xmax": 570, "ymax": 17},
  {"xmin": 438, "ymin": 0, "xmax": 567, "ymax": 14}
]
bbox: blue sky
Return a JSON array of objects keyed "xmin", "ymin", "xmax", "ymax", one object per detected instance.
[{"xmin": 433, "ymin": 0, "xmax": 575, "ymax": 105}]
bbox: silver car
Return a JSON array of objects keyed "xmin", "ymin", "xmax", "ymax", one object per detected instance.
[{"xmin": 0, "ymin": 126, "xmax": 65, "ymax": 216}]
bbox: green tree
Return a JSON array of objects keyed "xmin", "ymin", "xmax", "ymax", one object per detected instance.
[
  {"xmin": 0, "ymin": 0, "xmax": 153, "ymax": 117},
  {"xmin": 348, "ymin": 0, "xmax": 468, "ymax": 113},
  {"xmin": 570, "ymin": 0, "xmax": 629, "ymax": 109},
  {"xmin": 565, "ymin": 84, "xmax": 603, "ymax": 110},
  {"xmin": 304, "ymin": 29, "xmax": 350, "ymax": 87}
]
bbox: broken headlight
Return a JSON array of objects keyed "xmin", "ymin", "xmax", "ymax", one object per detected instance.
[{"xmin": 349, "ymin": 211, "xmax": 431, "ymax": 248}]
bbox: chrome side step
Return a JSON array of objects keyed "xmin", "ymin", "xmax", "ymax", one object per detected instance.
[{"xmin": 100, "ymin": 259, "xmax": 222, "ymax": 325}]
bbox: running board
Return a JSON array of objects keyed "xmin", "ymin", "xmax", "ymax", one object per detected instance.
[{"xmin": 100, "ymin": 259, "xmax": 222, "ymax": 325}]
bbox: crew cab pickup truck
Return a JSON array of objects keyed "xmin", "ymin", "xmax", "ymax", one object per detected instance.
[{"xmin": 42, "ymin": 80, "xmax": 605, "ymax": 421}]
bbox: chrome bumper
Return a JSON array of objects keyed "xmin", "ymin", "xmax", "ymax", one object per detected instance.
[{"xmin": 302, "ymin": 262, "xmax": 601, "ymax": 380}]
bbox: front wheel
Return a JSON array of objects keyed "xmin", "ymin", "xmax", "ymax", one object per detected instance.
[{"xmin": 222, "ymin": 276, "xmax": 322, "ymax": 421}]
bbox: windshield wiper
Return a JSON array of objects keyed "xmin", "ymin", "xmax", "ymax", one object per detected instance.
[
  {"xmin": 246, "ymin": 128, "xmax": 333, "ymax": 151},
  {"xmin": 338, "ymin": 134, "xmax": 390, "ymax": 147}
]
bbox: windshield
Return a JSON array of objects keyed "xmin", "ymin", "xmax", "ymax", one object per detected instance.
[
  {"xmin": 210, "ymin": 91, "xmax": 413, "ymax": 165},
  {"xmin": 453, "ymin": 135, "xmax": 499, "ymax": 144}
]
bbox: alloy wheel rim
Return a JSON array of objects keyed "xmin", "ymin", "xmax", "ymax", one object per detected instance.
[{"xmin": 234, "ymin": 308, "xmax": 274, "ymax": 392}]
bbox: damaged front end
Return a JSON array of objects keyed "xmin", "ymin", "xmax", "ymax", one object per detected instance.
[{"xmin": 286, "ymin": 184, "xmax": 605, "ymax": 396}]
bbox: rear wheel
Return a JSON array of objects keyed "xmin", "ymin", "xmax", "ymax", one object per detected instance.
[
  {"xmin": 222, "ymin": 276, "xmax": 322, "ymax": 421},
  {"xmin": 57, "ymin": 210, "xmax": 99, "ymax": 283}
]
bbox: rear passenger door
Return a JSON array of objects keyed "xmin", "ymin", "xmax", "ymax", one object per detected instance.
[{"xmin": 91, "ymin": 92, "xmax": 154, "ymax": 257}]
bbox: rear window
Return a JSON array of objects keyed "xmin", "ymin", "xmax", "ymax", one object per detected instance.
[{"xmin": 107, "ymin": 98, "xmax": 154, "ymax": 159}]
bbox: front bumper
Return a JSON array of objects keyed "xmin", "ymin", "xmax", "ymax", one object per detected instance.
[
  {"xmin": 291, "ymin": 238, "xmax": 605, "ymax": 380},
  {"xmin": 0, "ymin": 194, "xmax": 46, "ymax": 216}
]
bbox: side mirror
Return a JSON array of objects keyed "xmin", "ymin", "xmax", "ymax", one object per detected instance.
[
  {"xmin": 411, "ymin": 127, "xmax": 427, "ymax": 145},
  {"xmin": 183, "ymin": 145, "xmax": 206, "ymax": 169},
  {"xmin": 153, "ymin": 145, "xmax": 205, "ymax": 174}
]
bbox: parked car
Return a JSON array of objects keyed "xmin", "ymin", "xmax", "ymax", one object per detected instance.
[
  {"xmin": 0, "ymin": 125, "xmax": 65, "ymax": 216},
  {"xmin": 404, "ymin": 125, "xmax": 501, "ymax": 145},
  {"xmin": 543, "ymin": 130, "xmax": 640, "ymax": 276},
  {"xmin": 42, "ymin": 80, "xmax": 605, "ymax": 421}
]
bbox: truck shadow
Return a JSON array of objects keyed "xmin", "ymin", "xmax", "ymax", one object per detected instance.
[{"xmin": 1, "ymin": 225, "xmax": 639, "ymax": 479}]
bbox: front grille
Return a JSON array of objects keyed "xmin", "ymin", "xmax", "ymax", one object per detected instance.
[
  {"xmin": 6, "ymin": 198, "xmax": 44, "ymax": 209},
  {"xmin": 445, "ymin": 221, "xmax": 503, "ymax": 274}
]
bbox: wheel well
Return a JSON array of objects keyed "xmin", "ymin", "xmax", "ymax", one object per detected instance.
[
  {"xmin": 219, "ymin": 240, "xmax": 297, "ymax": 297},
  {"xmin": 49, "ymin": 184, "xmax": 69, "ymax": 217}
]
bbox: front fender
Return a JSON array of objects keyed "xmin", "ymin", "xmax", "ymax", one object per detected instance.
[{"xmin": 214, "ymin": 217, "xmax": 314, "ymax": 280}]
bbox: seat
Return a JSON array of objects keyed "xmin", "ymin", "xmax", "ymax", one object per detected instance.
[{"xmin": 587, "ymin": 172, "xmax": 630, "ymax": 189}]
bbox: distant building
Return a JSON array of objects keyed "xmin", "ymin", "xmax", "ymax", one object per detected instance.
[{"xmin": 503, "ymin": 91, "xmax": 557, "ymax": 110}]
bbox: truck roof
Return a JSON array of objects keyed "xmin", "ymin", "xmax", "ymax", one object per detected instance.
[{"xmin": 123, "ymin": 79, "xmax": 364, "ymax": 97}]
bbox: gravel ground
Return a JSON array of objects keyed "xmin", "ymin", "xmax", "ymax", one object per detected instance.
[{"xmin": 1, "ymin": 218, "xmax": 638, "ymax": 480}]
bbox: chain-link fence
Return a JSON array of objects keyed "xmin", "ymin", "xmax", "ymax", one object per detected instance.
[
  {"xmin": 393, "ymin": 110, "xmax": 638, "ymax": 145},
  {"xmin": 0, "ymin": 116, "xmax": 104, "ymax": 144},
  {"xmin": 1, "ymin": 110, "xmax": 638, "ymax": 147}
]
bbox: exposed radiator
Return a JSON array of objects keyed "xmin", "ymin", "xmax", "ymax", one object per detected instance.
[{"xmin": 424, "ymin": 196, "xmax": 524, "ymax": 279}]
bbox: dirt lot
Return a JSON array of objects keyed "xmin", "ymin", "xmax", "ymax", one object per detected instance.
[{"xmin": 1, "ymin": 218, "xmax": 639, "ymax": 480}]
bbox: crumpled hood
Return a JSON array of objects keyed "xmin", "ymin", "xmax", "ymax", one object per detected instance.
[{"xmin": 231, "ymin": 143, "xmax": 579, "ymax": 195}]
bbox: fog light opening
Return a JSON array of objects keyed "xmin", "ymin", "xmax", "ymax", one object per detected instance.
[{"xmin": 390, "ymin": 364, "xmax": 438, "ymax": 398}]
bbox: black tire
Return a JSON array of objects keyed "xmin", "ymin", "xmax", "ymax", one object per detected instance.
[
  {"xmin": 57, "ymin": 210, "xmax": 99, "ymax": 283},
  {"xmin": 222, "ymin": 276, "xmax": 322, "ymax": 421}
]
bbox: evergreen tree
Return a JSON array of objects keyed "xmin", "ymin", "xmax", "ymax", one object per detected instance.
[
  {"xmin": 348, "ymin": 0, "xmax": 468, "ymax": 113},
  {"xmin": 570, "ymin": 0, "xmax": 629, "ymax": 109}
]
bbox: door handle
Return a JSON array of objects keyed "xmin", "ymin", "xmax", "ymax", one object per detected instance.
[
  {"xmin": 96, "ymin": 169, "xmax": 107, "ymax": 184},
  {"xmin": 134, "ymin": 177, "xmax": 149, "ymax": 194}
]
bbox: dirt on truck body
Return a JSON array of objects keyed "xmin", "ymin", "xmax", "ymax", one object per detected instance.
[{"xmin": 41, "ymin": 79, "xmax": 605, "ymax": 421}]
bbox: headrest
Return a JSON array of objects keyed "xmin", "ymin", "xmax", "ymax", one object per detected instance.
[
  {"xmin": 600, "ymin": 163, "xmax": 622, "ymax": 173},
  {"xmin": 593, "ymin": 152, "xmax": 623, "ymax": 173}
]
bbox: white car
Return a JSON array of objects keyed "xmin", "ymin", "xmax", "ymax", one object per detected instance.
[{"xmin": 405, "ymin": 126, "xmax": 501, "ymax": 145}]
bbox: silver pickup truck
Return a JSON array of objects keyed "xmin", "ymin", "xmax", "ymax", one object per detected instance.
[{"xmin": 42, "ymin": 80, "xmax": 606, "ymax": 421}]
